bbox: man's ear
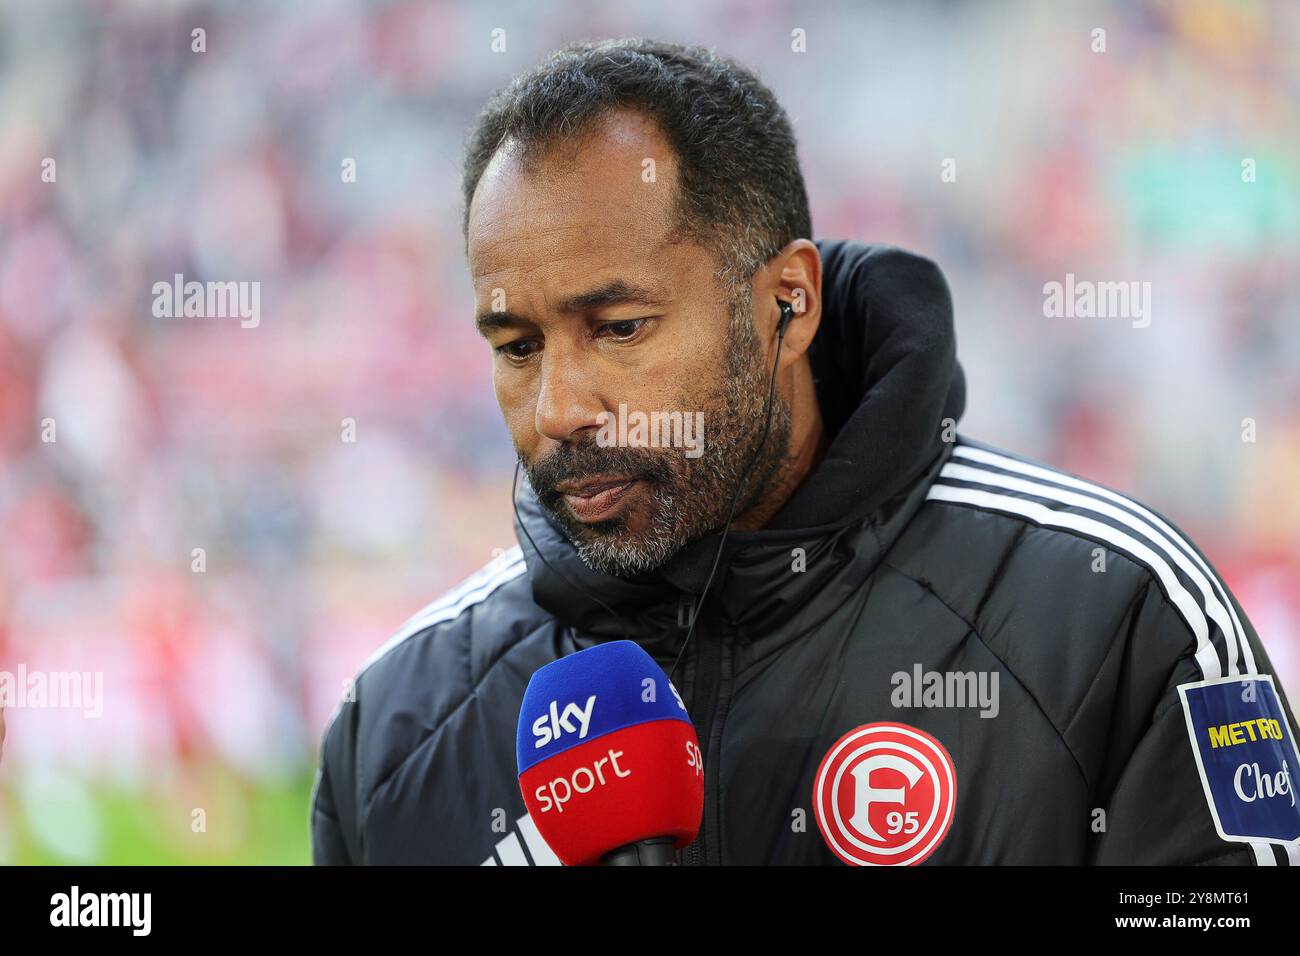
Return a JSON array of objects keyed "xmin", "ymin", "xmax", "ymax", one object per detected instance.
[{"xmin": 757, "ymin": 238, "xmax": 822, "ymax": 368}]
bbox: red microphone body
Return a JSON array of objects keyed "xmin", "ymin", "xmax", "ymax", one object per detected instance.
[{"xmin": 516, "ymin": 640, "xmax": 704, "ymax": 865}]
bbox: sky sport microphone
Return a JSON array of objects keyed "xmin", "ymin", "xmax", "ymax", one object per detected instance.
[{"xmin": 516, "ymin": 640, "xmax": 704, "ymax": 866}]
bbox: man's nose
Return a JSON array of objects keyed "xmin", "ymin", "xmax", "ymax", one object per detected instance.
[{"xmin": 534, "ymin": 352, "xmax": 605, "ymax": 443}]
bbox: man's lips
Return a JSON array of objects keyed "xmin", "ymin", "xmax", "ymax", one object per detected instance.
[{"xmin": 556, "ymin": 475, "xmax": 640, "ymax": 522}]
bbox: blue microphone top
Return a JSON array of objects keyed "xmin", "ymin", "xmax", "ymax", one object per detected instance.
[{"xmin": 516, "ymin": 640, "xmax": 693, "ymax": 774}]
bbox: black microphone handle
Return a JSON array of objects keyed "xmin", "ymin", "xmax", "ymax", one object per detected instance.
[{"xmin": 598, "ymin": 836, "xmax": 679, "ymax": 866}]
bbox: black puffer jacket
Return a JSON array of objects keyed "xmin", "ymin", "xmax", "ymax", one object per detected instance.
[{"xmin": 312, "ymin": 240, "xmax": 1300, "ymax": 866}]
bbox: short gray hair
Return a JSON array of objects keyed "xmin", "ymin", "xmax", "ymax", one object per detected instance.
[{"xmin": 461, "ymin": 38, "xmax": 813, "ymax": 293}]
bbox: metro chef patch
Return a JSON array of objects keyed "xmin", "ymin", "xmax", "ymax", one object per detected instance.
[{"xmin": 1177, "ymin": 675, "xmax": 1300, "ymax": 844}]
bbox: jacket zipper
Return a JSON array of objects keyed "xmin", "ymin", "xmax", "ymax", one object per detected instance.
[{"xmin": 680, "ymin": 607, "xmax": 733, "ymax": 866}]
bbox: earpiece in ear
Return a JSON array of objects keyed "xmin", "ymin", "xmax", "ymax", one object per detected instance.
[{"xmin": 777, "ymin": 298, "xmax": 794, "ymax": 338}]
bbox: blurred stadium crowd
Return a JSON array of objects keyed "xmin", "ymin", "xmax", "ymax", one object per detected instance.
[{"xmin": 0, "ymin": 1, "xmax": 1297, "ymax": 863}]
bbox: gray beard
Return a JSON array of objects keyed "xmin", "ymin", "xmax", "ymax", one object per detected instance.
[{"xmin": 526, "ymin": 289, "xmax": 793, "ymax": 578}]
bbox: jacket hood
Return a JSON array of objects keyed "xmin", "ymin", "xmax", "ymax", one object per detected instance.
[{"xmin": 513, "ymin": 240, "xmax": 966, "ymax": 650}]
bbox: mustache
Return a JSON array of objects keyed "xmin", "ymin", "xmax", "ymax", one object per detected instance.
[{"xmin": 524, "ymin": 440, "xmax": 677, "ymax": 501}]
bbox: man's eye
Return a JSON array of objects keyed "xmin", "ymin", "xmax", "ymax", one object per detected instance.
[
  {"xmin": 497, "ymin": 339, "xmax": 541, "ymax": 360},
  {"xmin": 597, "ymin": 319, "xmax": 646, "ymax": 340}
]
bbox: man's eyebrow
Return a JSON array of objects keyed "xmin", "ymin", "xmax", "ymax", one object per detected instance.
[
  {"xmin": 557, "ymin": 279, "xmax": 670, "ymax": 314},
  {"xmin": 475, "ymin": 311, "xmax": 528, "ymax": 337},
  {"xmin": 475, "ymin": 279, "xmax": 670, "ymax": 337}
]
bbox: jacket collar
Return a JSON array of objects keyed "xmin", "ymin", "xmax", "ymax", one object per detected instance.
[{"xmin": 514, "ymin": 240, "xmax": 966, "ymax": 646}]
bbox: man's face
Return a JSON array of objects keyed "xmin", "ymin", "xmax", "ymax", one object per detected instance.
[{"xmin": 467, "ymin": 110, "xmax": 789, "ymax": 577}]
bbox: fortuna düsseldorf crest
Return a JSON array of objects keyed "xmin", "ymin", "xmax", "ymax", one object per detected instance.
[{"xmin": 813, "ymin": 722, "xmax": 957, "ymax": 866}]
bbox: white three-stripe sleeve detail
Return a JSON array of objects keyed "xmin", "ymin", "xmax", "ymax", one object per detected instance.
[
  {"xmin": 357, "ymin": 558, "xmax": 527, "ymax": 676},
  {"xmin": 494, "ymin": 832, "xmax": 530, "ymax": 866},
  {"xmin": 518, "ymin": 813, "xmax": 562, "ymax": 866},
  {"xmin": 318, "ymin": 557, "xmax": 529, "ymax": 743},
  {"xmin": 951, "ymin": 445, "xmax": 1256, "ymax": 675},
  {"xmin": 939, "ymin": 461, "xmax": 1241, "ymax": 676},
  {"xmin": 926, "ymin": 484, "xmax": 1222, "ymax": 680},
  {"xmin": 399, "ymin": 547, "xmax": 524, "ymax": 633},
  {"xmin": 1250, "ymin": 842, "xmax": 1276, "ymax": 866}
]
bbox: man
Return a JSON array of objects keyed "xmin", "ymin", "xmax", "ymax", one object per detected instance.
[{"xmin": 311, "ymin": 39, "xmax": 1300, "ymax": 865}]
